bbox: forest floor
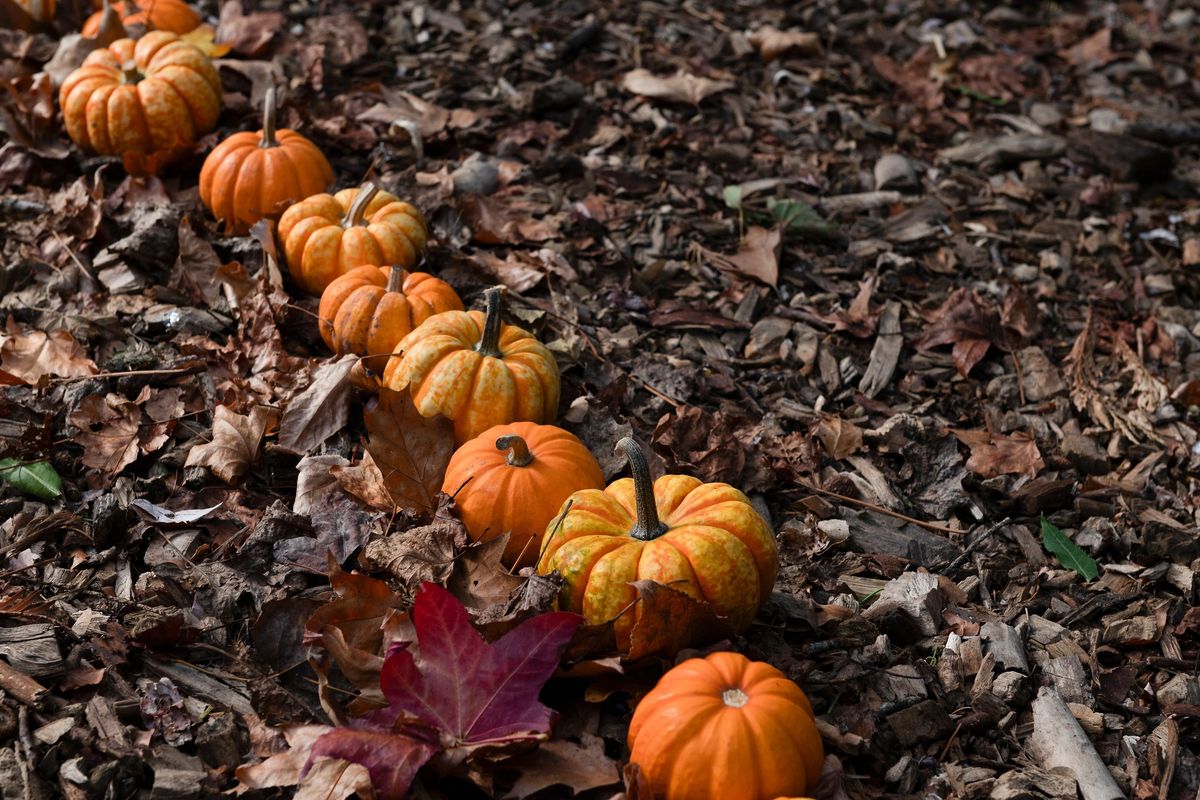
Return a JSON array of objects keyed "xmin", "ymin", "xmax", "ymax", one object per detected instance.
[{"xmin": 1, "ymin": 0, "xmax": 1199, "ymax": 798}]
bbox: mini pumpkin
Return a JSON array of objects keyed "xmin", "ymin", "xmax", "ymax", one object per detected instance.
[
  {"xmin": 536, "ymin": 437, "xmax": 778, "ymax": 649},
  {"xmin": 59, "ymin": 30, "xmax": 219, "ymax": 158},
  {"xmin": 278, "ymin": 183, "xmax": 428, "ymax": 295},
  {"xmin": 82, "ymin": 0, "xmax": 200, "ymax": 36},
  {"xmin": 628, "ymin": 651, "xmax": 824, "ymax": 800},
  {"xmin": 442, "ymin": 422, "xmax": 605, "ymax": 567},
  {"xmin": 318, "ymin": 265, "xmax": 462, "ymax": 374},
  {"xmin": 199, "ymin": 87, "xmax": 334, "ymax": 235},
  {"xmin": 381, "ymin": 286, "xmax": 561, "ymax": 444}
]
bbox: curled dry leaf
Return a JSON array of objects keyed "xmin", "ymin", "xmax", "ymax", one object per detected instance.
[
  {"xmin": 746, "ymin": 25, "xmax": 822, "ymax": 61},
  {"xmin": 185, "ymin": 405, "xmax": 280, "ymax": 484},
  {"xmin": 621, "ymin": 68, "xmax": 734, "ymax": 105},
  {"xmin": 357, "ymin": 388, "xmax": 456, "ymax": 516},
  {"xmin": 626, "ymin": 581, "xmax": 735, "ymax": 662},
  {"xmin": 69, "ymin": 393, "xmax": 167, "ymax": 475},
  {"xmin": 699, "ymin": 225, "xmax": 782, "ymax": 286},
  {"xmin": 815, "ymin": 416, "xmax": 865, "ymax": 460},
  {"xmin": 216, "ymin": 0, "xmax": 285, "ymax": 57},
  {"xmin": 0, "ymin": 324, "xmax": 97, "ymax": 384},
  {"xmin": 952, "ymin": 429, "xmax": 1045, "ymax": 479},
  {"xmin": 359, "ymin": 516, "xmax": 469, "ymax": 596},
  {"xmin": 276, "ymin": 355, "xmax": 356, "ymax": 456}
]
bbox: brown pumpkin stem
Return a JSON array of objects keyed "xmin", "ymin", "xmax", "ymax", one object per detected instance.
[
  {"xmin": 475, "ymin": 286, "xmax": 506, "ymax": 359},
  {"xmin": 496, "ymin": 434, "xmax": 533, "ymax": 467},
  {"xmin": 618, "ymin": 437, "xmax": 668, "ymax": 541},
  {"xmin": 260, "ymin": 87, "xmax": 279, "ymax": 149},
  {"xmin": 120, "ymin": 61, "xmax": 141, "ymax": 84},
  {"xmin": 385, "ymin": 266, "xmax": 407, "ymax": 294},
  {"xmin": 343, "ymin": 183, "xmax": 379, "ymax": 228}
]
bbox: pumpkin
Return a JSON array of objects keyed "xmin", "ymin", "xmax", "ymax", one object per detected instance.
[
  {"xmin": 199, "ymin": 88, "xmax": 334, "ymax": 235},
  {"xmin": 536, "ymin": 437, "xmax": 777, "ymax": 649},
  {"xmin": 278, "ymin": 183, "xmax": 428, "ymax": 295},
  {"xmin": 59, "ymin": 30, "xmax": 219, "ymax": 159},
  {"xmin": 381, "ymin": 286, "xmax": 561, "ymax": 444},
  {"xmin": 442, "ymin": 422, "xmax": 605, "ymax": 567},
  {"xmin": 627, "ymin": 651, "xmax": 824, "ymax": 800},
  {"xmin": 81, "ymin": 0, "xmax": 200, "ymax": 36},
  {"xmin": 318, "ymin": 265, "xmax": 463, "ymax": 374}
]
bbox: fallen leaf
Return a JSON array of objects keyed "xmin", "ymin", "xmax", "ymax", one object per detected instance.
[
  {"xmin": 915, "ymin": 287, "xmax": 1014, "ymax": 376},
  {"xmin": 626, "ymin": 581, "xmax": 736, "ymax": 661},
  {"xmin": 621, "ymin": 68, "xmax": 734, "ymax": 105},
  {"xmin": 215, "ymin": 0, "xmax": 285, "ymax": 57},
  {"xmin": 131, "ymin": 500, "xmax": 223, "ymax": 526},
  {"xmin": 180, "ymin": 24, "xmax": 233, "ymax": 58},
  {"xmin": 333, "ymin": 452, "xmax": 399, "ymax": 511},
  {"xmin": 0, "ymin": 459, "xmax": 62, "ymax": 500},
  {"xmin": 472, "ymin": 252, "xmax": 544, "ymax": 292},
  {"xmin": 702, "ymin": 226, "xmax": 782, "ymax": 286},
  {"xmin": 68, "ymin": 394, "xmax": 144, "ymax": 475},
  {"xmin": 304, "ymin": 561, "xmax": 410, "ymax": 682},
  {"xmin": 502, "ymin": 733, "xmax": 622, "ymax": 798},
  {"xmin": 952, "ymin": 429, "xmax": 1045, "ymax": 479},
  {"xmin": 234, "ymin": 724, "xmax": 336, "ymax": 792},
  {"xmin": 277, "ymin": 355, "xmax": 356, "ymax": 455},
  {"xmin": 0, "ymin": 324, "xmax": 97, "ymax": 383},
  {"xmin": 746, "ymin": 26, "xmax": 822, "ymax": 61},
  {"xmin": 448, "ymin": 535, "xmax": 525, "ymax": 612},
  {"xmin": 276, "ymin": 488, "xmax": 381, "ymax": 573},
  {"xmin": 171, "ymin": 214, "xmax": 224, "ymax": 309},
  {"xmin": 815, "ymin": 416, "xmax": 865, "ymax": 460},
  {"xmin": 309, "ymin": 583, "xmax": 580, "ymax": 798},
  {"xmin": 1040, "ymin": 515, "xmax": 1098, "ymax": 581},
  {"xmin": 185, "ymin": 405, "xmax": 279, "ymax": 484},
  {"xmin": 359, "ymin": 515, "xmax": 469, "ymax": 596},
  {"xmin": 295, "ymin": 454, "xmax": 349, "ymax": 515},
  {"xmin": 1060, "ymin": 27, "xmax": 1114, "ymax": 69},
  {"xmin": 358, "ymin": 389, "xmax": 456, "ymax": 516}
]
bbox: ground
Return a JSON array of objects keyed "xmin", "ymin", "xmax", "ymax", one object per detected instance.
[{"xmin": 1, "ymin": 0, "xmax": 1199, "ymax": 798}]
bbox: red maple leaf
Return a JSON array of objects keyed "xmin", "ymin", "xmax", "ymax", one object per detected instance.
[{"xmin": 307, "ymin": 582, "xmax": 580, "ymax": 799}]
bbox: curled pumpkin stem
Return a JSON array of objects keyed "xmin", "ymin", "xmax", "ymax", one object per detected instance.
[
  {"xmin": 343, "ymin": 183, "xmax": 379, "ymax": 228},
  {"xmin": 476, "ymin": 286, "xmax": 506, "ymax": 359},
  {"xmin": 496, "ymin": 434, "xmax": 533, "ymax": 467},
  {"xmin": 617, "ymin": 437, "xmax": 668, "ymax": 541},
  {"xmin": 260, "ymin": 87, "xmax": 279, "ymax": 148}
]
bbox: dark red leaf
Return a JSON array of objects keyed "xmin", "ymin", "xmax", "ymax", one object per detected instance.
[{"xmin": 308, "ymin": 727, "xmax": 437, "ymax": 800}]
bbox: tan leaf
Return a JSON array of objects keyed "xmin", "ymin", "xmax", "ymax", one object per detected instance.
[
  {"xmin": 295, "ymin": 454, "xmax": 349, "ymax": 515},
  {"xmin": 815, "ymin": 416, "xmax": 864, "ymax": 460},
  {"xmin": 621, "ymin": 68, "xmax": 734, "ymax": 105},
  {"xmin": 626, "ymin": 581, "xmax": 735, "ymax": 660},
  {"xmin": 448, "ymin": 535, "xmax": 524, "ymax": 612},
  {"xmin": 186, "ymin": 405, "xmax": 279, "ymax": 484},
  {"xmin": 358, "ymin": 388, "xmax": 456, "ymax": 516},
  {"xmin": 724, "ymin": 226, "xmax": 782, "ymax": 286},
  {"xmin": 277, "ymin": 355, "xmax": 356, "ymax": 455},
  {"xmin": 746, "ymin": 25, "xmax": 822, "ymax": 61},
  {"xmin": 332, "ymin": 452, "xmax": 396, "ymax": 511},
  {"xmin": 952, "ymin": 429, "xmax": 1045, "ymax": 479},
  {"xmin": 503, "ymin": 733, "xmax": 622, "ymax": 798},
  {"xmin": 234, "ymin": 724, "xmax": 333, "ymax": 792},
  {"xmin": 0, "ymin": 325, "xmax": 97, "ymax": 383},
  {"xmin": 360, "ymin": 516, "xmax": 469, "ymax": 596},
  {"xmin": 68, "ymin": 394, "xmax": 142, "ymax": 474}
]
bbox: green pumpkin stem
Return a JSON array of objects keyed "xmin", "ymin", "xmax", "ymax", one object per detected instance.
[
  {"xmin": 496, "ymin": 434, "xmax": 533, "ymax": 467},
  {"xmin": 260, "ymin": 87, "xmax": 279, "ymax": 149},
  {"xmin": 475, "ymin": 286, "xmax": 506, "ymax": 359},
  {"xmin": 343, "ymin": 183, "xmax": 379, "ymax": 228},
  {"xmin": 385, "ymin": 266, "xmax": 406, "ymax": 293},
  {"xmin": 618, "ymin": 437, "xmax": 668, "ymax": 541}
]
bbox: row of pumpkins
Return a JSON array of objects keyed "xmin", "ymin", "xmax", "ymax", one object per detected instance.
[{"xmin": 45, "ymin": 5, "xmax": 825, "ymax": 798}]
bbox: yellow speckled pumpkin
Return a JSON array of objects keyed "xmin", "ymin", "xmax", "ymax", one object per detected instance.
[
  {"xmin": 628, "ymin": 651, "xmax": 824, "ymax": 800},
  {"xmin": 537, "ymin": 437, "xmax": 777, "ymax": 649},
  {"xmin": 278, "ymin": 184, "xmax": 428, "ymax": 295},
  {"xmin": 59, "ymin": 30, "xmax": 219, "ymax": 159},
  {"xmin": 442, "ymin": 422, "xmax": 604, "ymax": 567},
  {"xmin": 381, "ymin": 287, "xmax": 560, "ymax": 444},
  {"xmin": 81, "ymin": 0, "xmax": 200, "ymax": 37}
]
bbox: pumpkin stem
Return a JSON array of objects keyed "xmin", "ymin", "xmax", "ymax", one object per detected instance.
[
  {"xmin": 120, "ymin": 60, "xmax": 141, "ymax": 84},
  {"xmin": 496, "ymin": 434, "xmax": 533, "ymax": 467},
  {"xmin": 721, "ymin": 688, "xmax": 750, "ymax": 708},
  {"xmin": 475, "ymin": 286, "xmax": 506, "ymax": 359},
  {"xmin": 260, "ymin": 87, "xmax": 279, "ymax": 149},
  {"xmin": 618, "ymin": 437, "xmax": 668, "ymax": 541},
  {"xmin": 385, "ymin": 266, "xmax": 407, "ymax": 294},
  {"xmin": 343, "ymin": 183, "xmax": 379, "ymax": 228}
]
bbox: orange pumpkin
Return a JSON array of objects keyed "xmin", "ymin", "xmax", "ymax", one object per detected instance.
[
  {"xmin": 82, "ymin": 0, "xmax": 200, "ymax": 36},
  {"xmin": 59, "ymin": 31, "xmax": 219, "ymax": 159},
  {"xmin": 199, "ymin": 88, "xmax": 334, "ymax": 235},
  {"xmin": 628, "ymin": 651, "xmax": 824, "ymax": 800},
  {"xmin": 442, "ymin": 422, "xmax": 605, "ymax": 567},
  {"xmin": 381, "ymin": 287, "xmax": 561, "ymax": 444},
  {"xmin": 318, "ymin": 266, "xmax": 462, "ymax": 374},
  {"xmin": 278, "ymin": 184, "xmax": 428, "ymax": 295},
  {"xmin": 537, "ymin": 438, "xmax": 777, "ymax": 649}
]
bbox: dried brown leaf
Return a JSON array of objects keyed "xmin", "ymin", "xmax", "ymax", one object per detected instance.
[
  {"xmin": 0, "ymin": 324, "xmax": 96, "ymax": 383},
  {"xmin": 621, "ymin": 68, "xmax": 734, "ymax": 105},
  {"xmin": 626, "ymin": 581, "xmax": 735, "ymax": 661},
  {"xmin": 746, "ymin": 25, "xmax": 822, "ymax": 61},
  {"xmin": 277, "ymin": 355, "xmax": 356, "ymax": 455},
  {"xmin": 448, "ymin": 535, "xmax": 525, "ymax": 613},
  {"xmin": 359, "ymin": 388, "xmax": 456, "ymax": 516},
  {"xmin": 185, "ymin": 405, "xmax": 279, "ymax": 484},
  {"xmin": 69, "ymin": 394, "xmax": 143, "ymax": 475},
  {"xmin": 816, "ymin": 416, "xmax": 865, "ymax": 460},
  {"xmin": 359, "ymin": 517, "xmax": 469, "ymax": 596},
  {"xmin": 503, "ymin": 733, "xmax": 622, "ymax": 798},
  {"xmin": 215, "ymin": 0, "xmax": 284, "ymax": 57},
  {"xmin": 952, "ymin": 429, "xmax": 1045, "ymax": 479}
]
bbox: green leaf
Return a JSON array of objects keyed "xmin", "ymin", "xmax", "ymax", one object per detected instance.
[
  {"xmin": 0, "ymin": 458, "xmax": 63, "ymax": 500},
  {"xmin": 1040, "ymin": 515, "xmax": 1098, "ymax": 581},
  {"xmin": 765, "ymin": 197, "xmax": 839, "ymax": 240},
  {"xmin": 722, "ymin": 184, "xmax": 743, "ymax": 210}
]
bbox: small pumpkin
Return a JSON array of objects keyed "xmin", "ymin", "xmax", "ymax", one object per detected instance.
[
  {"xmin": 82, "ymin": 0, "xmax": 200, "ymax": 36},
  {"xmin": 381, "ymin": 286, "xmax": 561, "ymax": 444},
  {"xmin": 59, "ymin": 30, "xmax": 220, "ymax": 159},
  {"xmin": 278, "ymin": 183, "xmax": 428, "ymax": 295},
  {"xmin": 536, "ymin": 437, "xmax": 778, "ymax": 649},
  {"xmin": 318, "ymin": 265, "xmax": 463, "ymax": 373},
  {"xmin": 442, "ymin": 422, "xmax": 605, "ymax": 567},
  {"xmin": 628, "ymin": 651, "xmax": 824, "ymax": 800},
  {"xmin": 199, "ymin": 88, "xmax": 334, "ymax": 235}
]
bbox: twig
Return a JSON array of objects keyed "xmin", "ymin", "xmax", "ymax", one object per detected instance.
[
  {"xmin": 940, "ymin": 516, "xmax": 1012, "ymax": 577},
  {"xmin": 0, "ymin": 660, "xmax": 47, "ymax": 708},
  {"xmin": 49, "ymin": 366, "xmax": 199, "ymax": 384},
  {"xmin": 796, "ymin": 482, "xmax": 963, "ymax": 534}
]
